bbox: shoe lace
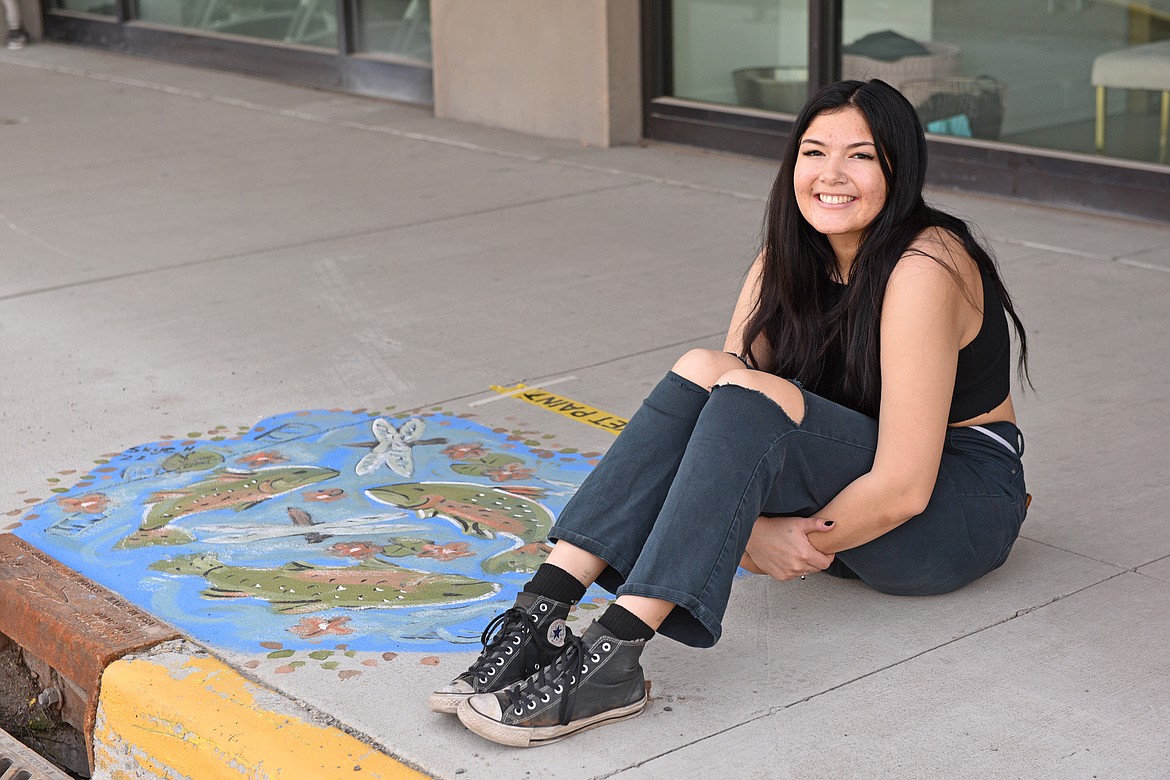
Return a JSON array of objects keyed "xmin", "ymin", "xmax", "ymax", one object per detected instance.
[
  {"xmin": 466, "ymin": 607, "xmax": 534, "ymax": 683},
  {"xmin": 505, "ymin": 631, "xmax": 586, "ymax": 726}
]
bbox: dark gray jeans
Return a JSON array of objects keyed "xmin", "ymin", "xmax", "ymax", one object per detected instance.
[{"xmin": 549, "ymin": 372, "xmax": 1028, "ymax": 648}]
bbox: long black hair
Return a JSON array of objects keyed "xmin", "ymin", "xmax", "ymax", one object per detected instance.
[{"xmin": 738, "ymin": 79, "xmax": 1028, "ymax": 418}]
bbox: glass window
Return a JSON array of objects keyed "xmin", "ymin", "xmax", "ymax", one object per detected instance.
[
  {"xmin": 842, "ymin": 0, "xmax": 1170, "ymax": 166},
  {"xmin": 356, "ymin": 0, "xmax": 430, "ymax": 61},
  {"xmin": 670, "ymin": 0, "xmax": 809, "ymax": 114},
  {"xmin": 134, "ymin": 0, "xmax": 338, "ymax": 48}
]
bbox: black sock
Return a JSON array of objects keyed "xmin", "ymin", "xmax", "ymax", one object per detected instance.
[
  {"xmin": 523, "ymin": 563, "xmax": 587, "ymax": 605},
  {"xmin": 597, "ymin": 603, "xmax": 655, "ymax": 642}
]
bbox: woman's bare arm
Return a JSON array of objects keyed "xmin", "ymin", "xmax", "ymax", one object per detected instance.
[
  {"xmin": 805, "ymin": 247, "xmax": 977, "ymax": 553},
  {"xmin": 723, "ymin": 252, "xmax": 772, "ymax": 368}
]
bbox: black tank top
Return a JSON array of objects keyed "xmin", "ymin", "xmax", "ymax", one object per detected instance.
[
  {"xmin": 809, "ymin": 269, "xmax": 1010, "ymax": 422},
  {"xmin": 949, "ymin": 267, "xmax": 1011, "ymax": 422}
]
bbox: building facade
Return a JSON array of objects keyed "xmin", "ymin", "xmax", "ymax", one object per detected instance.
[{"xmin": 39, "ymin": 0, "xmax": 1170, "ymax": 221}]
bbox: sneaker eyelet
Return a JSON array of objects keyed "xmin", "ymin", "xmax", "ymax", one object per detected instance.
[
  {"xmin": 513, "ymin": 706, "xmax": 524, "ymax": 716},
  {"xmin": 541, "ymin": 694, "xmax": 550, "ymax": 703},
  {"xmin": 601, "ymin": 642, "xmax": 612, "ymax": 652},
  {"xmin": 496, "ymin": 658, "xmax": 505, "ymax": 665},
  {"xmin": 570, "ymin": 675, "xmax": 576, "ymax": 684},
  {"xmin": 553, "ymin": 685, "xmax": 563, "ymax": 694},
  {"xmin": 527, "ymin": 701, "xmax": 537, "ymax": 710},
  {"xmin": 486, "ymin": 668, "xmax": 496, "ymax": 676},
  {"xmin": 505, "ymin": 648, "xmax": 513, "ymax": 656},
  {"xmin": 512, "ymin": 636, "xmax": 522, "ymax": 645},
  {"xmin": 539, "ymin": 603, "xmax": 548, "ymax": 612},
  {"xmin": 478, "ymin": 676, "xmax": 487, "ymax": 684},
  {"xmin": 590, "ymin": 653, "xmax": 600, "ymax": 663},
  {"xmin": 580, "ymin": 665, "xmax": 588, "ymax": 674}
]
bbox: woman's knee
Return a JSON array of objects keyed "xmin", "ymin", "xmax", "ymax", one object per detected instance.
[
  {"xmin": 714, "ymin": 369, "xmax": 805, "ymax": 425},
  {"xmin": 671, "ymin": 349, "xmax": 746, "ymax": 390}
]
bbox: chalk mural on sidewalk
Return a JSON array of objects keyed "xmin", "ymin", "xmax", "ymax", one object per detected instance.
[{"xmin": 9, "ymin": 409, "xmax": 613, "ymax": 658}]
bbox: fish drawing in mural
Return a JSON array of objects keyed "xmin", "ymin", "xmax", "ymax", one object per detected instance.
[
  {"xmin": 149, "ymin": 553, "xmax": 499, "ymax": 614},
  {"xmin": 350, "ymin": 418, "xmax": 447, "ymax": 478},
  {"xmin": 366, "ymin": 482, "xmax": 555, "ymax": 575},
  {"xmin": 117, "ymin": 466, "xmax": 340, "ymax": 549}
]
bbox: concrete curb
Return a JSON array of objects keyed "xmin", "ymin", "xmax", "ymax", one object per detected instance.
[
  {"xmin": 93, "ymin": 649, "xmax": 430, "ymax": 779},
  {"xmin": 0, "ymin": 534, "xmax": 179, "ymax": 773},
  {"xmin": 0, "ymin": 534, "xmax": 430, "ymax": 779}
]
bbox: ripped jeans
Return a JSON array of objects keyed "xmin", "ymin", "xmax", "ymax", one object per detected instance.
[{"xmin": 548, "ymin": 372, "xmax": 1028, "ymax": 648}]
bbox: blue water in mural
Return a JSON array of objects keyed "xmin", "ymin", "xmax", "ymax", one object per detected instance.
[{"xmin": 14, "ymin": 410, "xmax": 607, "ymax": 654}]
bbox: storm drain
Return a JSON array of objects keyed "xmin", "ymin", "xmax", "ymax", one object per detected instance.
[{"xmin": 0, "ymin": 729, "xmax": 71, "ymax": 780}]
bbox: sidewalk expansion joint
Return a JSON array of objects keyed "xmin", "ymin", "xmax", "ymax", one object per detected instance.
[
  {"xmin": 1117, "ymin": 256, "xmax": 1170, "ymax": 273},
  {"xmin": 0, "ymin": 54, "xmax": 767, "ymax": 204},
  {"xmin": 995, "ymin": 237, "xmax": 1170, "ymax": 272},
  {"xmin": 1018, "ymin": 533, "xmax": 1135, "ymax": 570},
  {"xmin": 434, "ymin": 331, "xmax": 728, "ymax": 411},
  {"xmin": 994, "ymin": 237, "xmax": 1116, "ymax": 261},
  {"xmin": 0, "ymin": 180, "xmax": 644, "ymax": 303},
  {"xmin": 602, "ymin": 569, "xmax": 1137, "ymax": 779}
]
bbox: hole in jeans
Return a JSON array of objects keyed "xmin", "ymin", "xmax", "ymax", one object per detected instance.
[{"xmin": 712, "ymin": 376, "xmax": 805, "ymax": 426}]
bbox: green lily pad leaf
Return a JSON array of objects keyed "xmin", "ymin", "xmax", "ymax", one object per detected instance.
[
  {"xmin": 162, "ymin": 450, "xmax": 225, "ymax": 473},
  {"xmin": 379, "ymin": 538, "xmax": 433, "ymax": 557},
  {"xmin": 450, "ymin": 453, "xmax": 524, "ymax": 477}
]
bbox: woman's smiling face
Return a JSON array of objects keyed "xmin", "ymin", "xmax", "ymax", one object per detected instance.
[{"xmin": 793, "ymin": 106, "xmax": 889, "ymax": 265}]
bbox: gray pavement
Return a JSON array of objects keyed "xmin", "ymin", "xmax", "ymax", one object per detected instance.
[{"xmin": 3, "ymin": 44, "xmax": 1170, "ymax": 779}]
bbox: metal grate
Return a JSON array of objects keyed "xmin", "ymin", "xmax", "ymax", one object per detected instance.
[{"xmin": 0, "ymin": 729, "xmax": 72, "ymax": 780}]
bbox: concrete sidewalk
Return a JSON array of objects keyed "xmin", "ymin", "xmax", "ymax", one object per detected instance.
[{"xmin": 2, "ymin": 44, "xmax": 1169, "ymax": 780}]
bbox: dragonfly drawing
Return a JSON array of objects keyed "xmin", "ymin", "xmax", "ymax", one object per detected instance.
[{"xmin": 352, "ymin": 417, "xmax": 446, "ymax": 478}]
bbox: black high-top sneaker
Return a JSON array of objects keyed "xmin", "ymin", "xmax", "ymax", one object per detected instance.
[
  {"xmin": 428, "ymin": 592, "xmax": 572, "ymax": 714},
  {"xmin": 456, "ymin": 620, "xmax": 648, "ymax": 747}
]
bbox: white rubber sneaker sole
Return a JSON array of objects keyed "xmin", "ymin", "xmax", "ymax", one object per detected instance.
[
  {"xmin": 456, "ymin": 693, "xmax": 648, "ymax": 747},
  {"xmin": 428, "ymin": 690, "xmax": 469, "ymax": 714}
]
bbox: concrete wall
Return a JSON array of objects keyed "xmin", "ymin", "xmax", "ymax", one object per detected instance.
[{"xmin": 431, "ymin": 0, "xmax": 641, "ymax": 147}]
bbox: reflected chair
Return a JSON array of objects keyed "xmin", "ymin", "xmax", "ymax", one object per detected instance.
[{"xmin": 1091, "ymin": 40, "xmax": 1170, "ymax": 164}]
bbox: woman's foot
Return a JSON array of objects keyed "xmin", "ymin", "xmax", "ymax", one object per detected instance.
[
  {"xmin": 428, "ymin": 592, "xmax": 572, "ymax": 714},
  {"xmin": 456, "ymin": 621, "xmax": 648, "ymax": 747}
]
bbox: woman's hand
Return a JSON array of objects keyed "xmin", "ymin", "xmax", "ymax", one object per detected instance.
[{"xmin": 740, "ymin": 516, "xmax": 836, "ymax": 581}]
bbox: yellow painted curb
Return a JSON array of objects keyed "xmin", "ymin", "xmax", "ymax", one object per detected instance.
[{"xmin": 93, "ymin": 654, "xmax": 430, "ymax": 779}]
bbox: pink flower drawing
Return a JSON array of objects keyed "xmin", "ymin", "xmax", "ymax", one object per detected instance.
[
  {"xmin": 56, "ymin": 493, "xmax": 109, "ymax": 514},
  {"xmin": 484, "ymin": 462, "xmax": 537, "ymax": 482},
  {"xmin": 304, "ymin": 488, "xmax": 345, "ymax": 502},
  {"xmin": 417, "ymin": 542, "xmax": 474, "ymax": 562},
  {"xmin": 236, "ymin": 451, "xmax": 287, "ymax": 467},
  {"xmin": 288, "ymin": 616, "xmax": 353, "ymax": 639},
  {"xmin": 442, "ymin": 442, "xmax": 489, "ymax": 461},
  {"xmin": 329, "ymin": 541, "xmax": 383, "ymax": 560}
]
